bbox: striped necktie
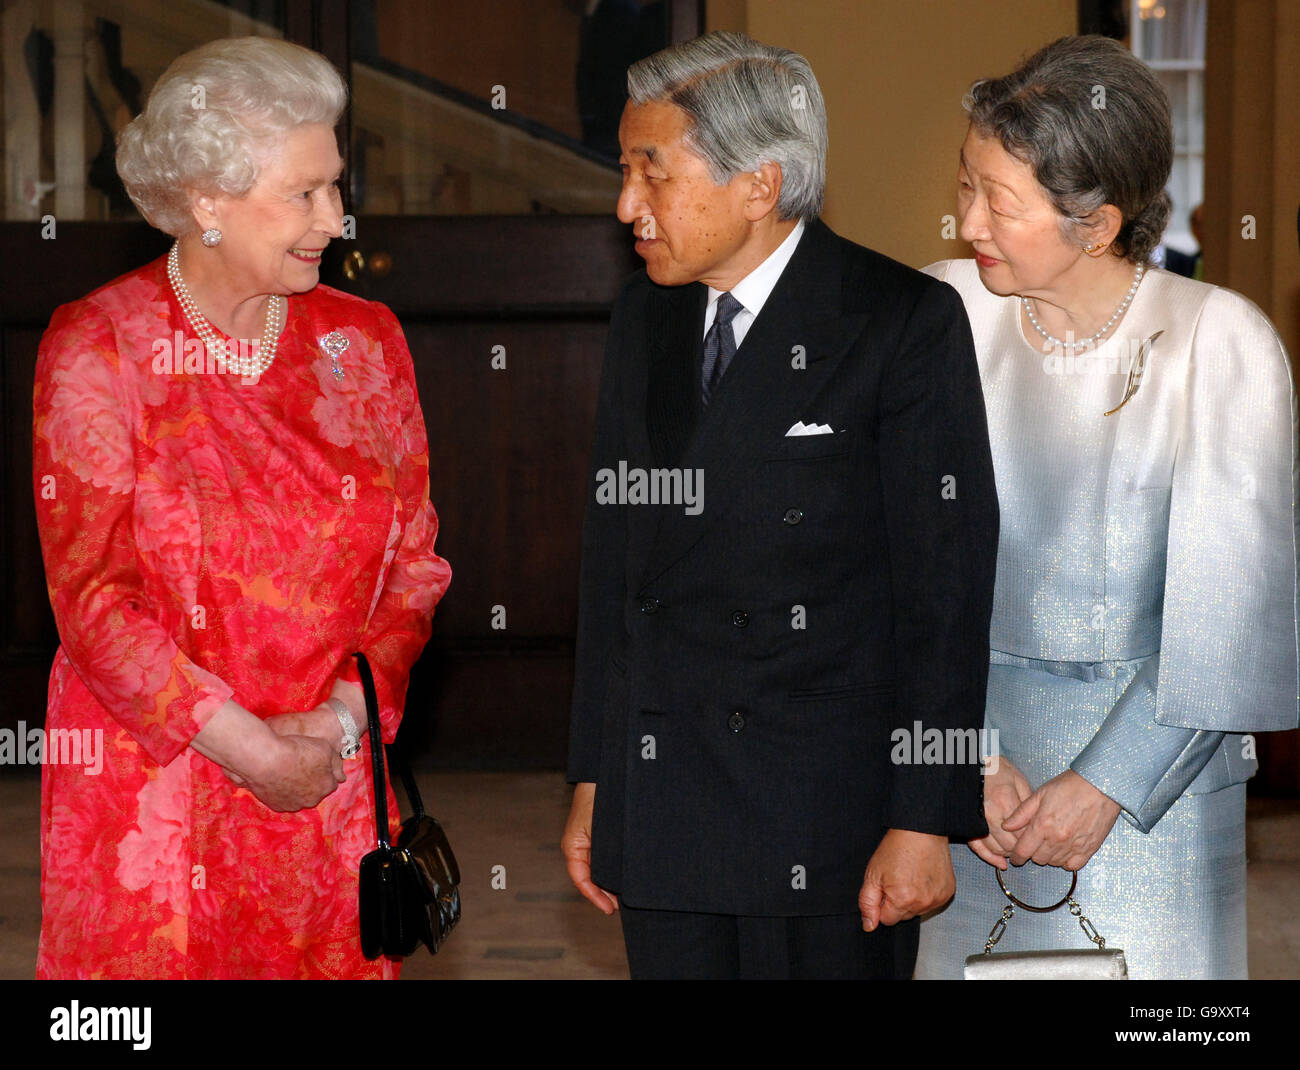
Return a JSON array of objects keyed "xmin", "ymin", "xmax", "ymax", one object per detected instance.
[{"xmin": 702, "ymin": 291, "xmax": 744, "ymax": 406}]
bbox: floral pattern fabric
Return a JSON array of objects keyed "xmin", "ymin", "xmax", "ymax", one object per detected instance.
[{"xmin": 32, "ymin": 257, "xmax": 451, "ymax": 978}]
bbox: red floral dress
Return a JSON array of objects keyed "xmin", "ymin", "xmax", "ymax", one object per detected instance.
[{"xmin": 32, "ymin": 257, "xmax": 451, "ymax": 978}]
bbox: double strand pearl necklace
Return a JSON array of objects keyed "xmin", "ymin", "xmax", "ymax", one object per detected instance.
[
  {"xmin": 1023, "ymin": 261, "xmax": 1145, "ymax": 351},
  {"xmin": 167, "ymin": 242, "xmax": 284, "ymax": 377}
]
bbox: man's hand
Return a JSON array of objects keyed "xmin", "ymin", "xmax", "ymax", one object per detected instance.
[
  {"xmin": 968, "ymin": 757, "xmax": 1033, "ymax": 869},
  {"xmin": 562, "ymin": 782, "xmax": 619, "ymax": 914},
  {"xmin": 1002, "ymin": 769, "xmax": 1121, "ymax": 871},
  {"xmin": 859, "ymin": 828, "xmax": 955, "ymax": 931}
]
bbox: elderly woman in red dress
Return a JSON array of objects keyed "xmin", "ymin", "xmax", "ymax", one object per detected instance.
[{"xmin": 32, "ymin": 36, "xmax": 450, "ymax": 978}]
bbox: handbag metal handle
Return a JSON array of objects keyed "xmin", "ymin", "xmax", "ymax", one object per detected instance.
[
  {"xmin": 996, "ymin": 865, "xmax": 1075, "ymax": 912},
  {"xmin": 982, "ymin": 867, "xmax": 1109, "ymax": 954}
]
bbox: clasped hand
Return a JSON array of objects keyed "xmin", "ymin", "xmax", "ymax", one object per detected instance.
[
  {"xmin": 971, "ymin": 759, "xmax": 1121, "ymax": 872},
  {"xmin": 223, "ymin": 705, "xmax": 346, "ymax": 813}
]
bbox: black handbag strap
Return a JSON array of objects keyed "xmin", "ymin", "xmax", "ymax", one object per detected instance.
[
  {"xmin": 355, "ymin": 651, "xmax": 390, "ymax": 848},
  {"xmin": 354, "ymin": 652, "xmax": 428, "ymax": 849}
]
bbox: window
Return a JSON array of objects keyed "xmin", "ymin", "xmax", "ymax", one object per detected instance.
[{"xmin": 1130, "ymin": 0, "xmax": 1206, "ymax": 258}]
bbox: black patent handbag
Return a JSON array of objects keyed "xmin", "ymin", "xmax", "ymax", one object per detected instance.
[{"xmin": 355, "ymin": 652, "xmax": 461, "ymax": 960}]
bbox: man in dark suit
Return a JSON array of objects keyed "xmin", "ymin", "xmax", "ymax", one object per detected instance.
[{"xmin": 562, "ymin": 31, "xmax": 998, "ymax": 979}]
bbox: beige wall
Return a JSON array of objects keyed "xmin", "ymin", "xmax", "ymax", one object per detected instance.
[
  {"xmin": 707, "ymin": 1, "xmax": 1299, "ymax": 361},
  {"xmin": 705, "ymin": 1, "xmax": 1299, "ymax": 793},
  {"xmin": 708, "ymin": 0, "xmax": 1075, "ymax": 269},
  {"xmin": 1204, "ymin": 0, "xmax": 1300, "ymax": 792},
  {"xmin": 1205, "ymin": 0, "xmax": 1300, "ymax": 359}
]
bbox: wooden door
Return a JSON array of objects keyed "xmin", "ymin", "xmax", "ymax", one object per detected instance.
[
  {"xmin": 0, "ymin": 1, "xmax": 695, "ymax": 766},
  {"xmin": 320, "ymin": 217, "xmax": 635, "ymax": 765}
]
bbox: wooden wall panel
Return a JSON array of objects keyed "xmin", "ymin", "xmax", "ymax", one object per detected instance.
[
  {"xmin": 1205, "ymin": 0, "xmax": 1300, "ymax": 793},
  {"xmin": 408, "ymin": 319, "xmax": 605, "ymax": 638},
  {"xmin": 0, "ymin": 217, "xmax": 636, "ymax": 770}
]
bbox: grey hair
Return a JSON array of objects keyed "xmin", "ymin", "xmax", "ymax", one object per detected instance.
[
  {"xmin": 627, "ymin": 31, "xmax": 827, "ymax": 221},
  {"xmin": 964, "ymin": 35, "xmax": 1172, "ymax": 263},
  {"xmin": 117, "ymin": 37, "xmax": 346, "ymax": 237}
]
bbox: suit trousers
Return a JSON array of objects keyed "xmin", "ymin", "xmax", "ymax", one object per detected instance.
[{"xmin": 619, "ymin": 904, "xmax": 920, "ymax": 979}]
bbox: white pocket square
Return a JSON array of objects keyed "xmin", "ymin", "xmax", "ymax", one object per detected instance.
[{"xmin": 785, "ymin": 421, "xmax": 834, "ymax": 437}]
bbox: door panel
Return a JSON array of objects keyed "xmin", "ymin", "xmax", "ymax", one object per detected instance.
[
  {"xmin": 319, "ymin": 216, "xmax": 637, "ymax": 766},
  {"xmin": 0, "ymin": 215, "xmax": 637, "ymax": 768},
  {"xmin": 0, "ymin": 221, "xmax": 171, "ymax": 737},
  {"xmin": 0, "ymin": 0, "xmax": 686, "ymax": 771}
]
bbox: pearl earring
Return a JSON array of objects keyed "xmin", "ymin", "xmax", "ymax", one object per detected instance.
[{"xmin": 201, "ymin": 228, "xmax": 222, "ymax": 247}]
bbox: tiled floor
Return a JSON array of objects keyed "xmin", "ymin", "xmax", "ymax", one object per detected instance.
[{"xmin": 2, "ymin": 770, "xmax": 1296, "ymax": 979}]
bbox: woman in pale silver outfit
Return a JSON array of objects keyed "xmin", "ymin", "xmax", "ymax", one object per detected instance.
[{"xmin": 915, "ymin": 35, "xmax": 1298, "ymax": 979}]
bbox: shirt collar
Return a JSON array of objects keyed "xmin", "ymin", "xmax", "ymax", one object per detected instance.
[{"xmin": 706, "ymin": 218, "xmax": 806, "ymax": 319}]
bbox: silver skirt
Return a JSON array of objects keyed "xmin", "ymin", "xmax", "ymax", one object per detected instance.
[{"xmin": 915, "ymin": 657, "xmax": 1247, "ymax": 980}]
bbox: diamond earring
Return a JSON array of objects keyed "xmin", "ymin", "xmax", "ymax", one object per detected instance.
[{"xmin": 201, "ymin": 228, "xmax": 222, "ymax": 247}]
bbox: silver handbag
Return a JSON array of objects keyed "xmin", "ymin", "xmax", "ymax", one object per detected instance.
[{"xmin": 964, "ymin": 868, "xmax": 1128, "ymax": 980}]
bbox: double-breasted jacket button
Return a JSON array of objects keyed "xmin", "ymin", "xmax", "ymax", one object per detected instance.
[
  {"xmin": 727, "ymin": 711, "xmax": 746, "ymax": 733},
  {"xmin": 640, "ymin": 597, "xmax": 661, "ymax": 614},
  {"xmin": 731, "ymin": 610, "xmax": 749, "ymax": 628},
  {"xmin": 782, "ymin": 508, "xmax": 804, "ymax": 525}
]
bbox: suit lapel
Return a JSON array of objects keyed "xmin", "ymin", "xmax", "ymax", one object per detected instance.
[
  {"xmin": 638, "ymin": 220, "xmax": 869, "ymax": 589},
  {"xmin": 645, "ymin": 282, "xmax": 705, "ymax": 468}
]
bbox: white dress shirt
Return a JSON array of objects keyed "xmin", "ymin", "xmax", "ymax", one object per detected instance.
[{"xmin": 702, "ymin": 219, "xmax": 806, "ymax": 349}]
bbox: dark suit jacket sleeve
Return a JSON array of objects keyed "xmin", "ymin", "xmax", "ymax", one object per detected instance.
[
  {"xmin": 566, "ymin": 278, "xmax": 636, "ymax": 784},
  {"xmin": 876, "ymin": 278, "xmax": 997, "ymax": 839}
]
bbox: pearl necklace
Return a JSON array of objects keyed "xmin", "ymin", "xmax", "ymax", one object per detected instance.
[
  {"xmin": 1023, "ymin": 262, "xmax": 1145, "ymax": 351},
  {"xmin": 167, "ymin": 242, "xmax": 284, "ymax": 377}
]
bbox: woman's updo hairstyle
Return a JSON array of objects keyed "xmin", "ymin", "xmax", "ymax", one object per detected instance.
[
  {"xmin": 117, "ymin": 36, "xmax": 346, "ymax": 237},
  {"xmin": 964, "ymin": 35, "xmax": 1173, "ymax": 263}
]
